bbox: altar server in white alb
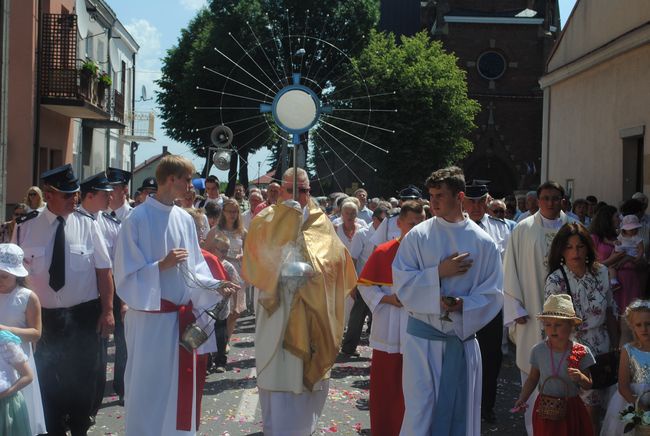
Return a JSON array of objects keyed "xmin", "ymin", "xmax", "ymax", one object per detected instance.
[
  {"xmin": 393, "ymin": 166, "xmax": 503, "ymax": 436},
  {"xmin": 113, "ymin": 155, "xmax": 238, "ymax": 436}
]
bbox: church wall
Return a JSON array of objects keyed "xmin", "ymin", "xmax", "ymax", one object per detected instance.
[
  {"xmin": 548, "ymin": 0, "xmax": 650, "ymax": 72},
  {"xmin": 546, "ymin": 44, "xmax": 650, "ymax": 204}
]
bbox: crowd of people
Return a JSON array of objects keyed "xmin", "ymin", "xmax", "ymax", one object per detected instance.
[{"xmin": 1, "ymin": 157, "xmax": 650, "ymax": 435}]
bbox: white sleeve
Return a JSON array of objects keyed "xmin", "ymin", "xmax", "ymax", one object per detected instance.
[
  {"xmin": 393, "ymin": 231, "xmax": 441, "ymax": 315},
  {"xmin": 349, "ymin": 230, "xmax": 364, "ymax": 260},
  {"xmin": 91, "ymin": 220, "xmax": 112, "ymax": 269},
  {"xmin": 113, "ymin": 216, "xmax": 162, "ymax": 311},
  {"xmin": 358, "ymin": 284, "xmax": 388, "ymax": 313}
]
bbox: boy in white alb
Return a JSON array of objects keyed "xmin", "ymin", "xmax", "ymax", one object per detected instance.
[
  {"xmin": 393, "ymin": 166, "xmax": 503, "ymax": 436},
  {"xmin": 113, "ymin": 155, "xmax": 238, "ymax": 436}
]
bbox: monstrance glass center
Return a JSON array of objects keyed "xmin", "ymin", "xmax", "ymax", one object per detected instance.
[{"xmin": 275, "ymin": 89, "xmax": 318, "ymax": 132}]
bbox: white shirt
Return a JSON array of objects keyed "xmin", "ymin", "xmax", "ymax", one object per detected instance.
[
  {"xmin": 335, "ymin": 222, "xmax": 364, "ymax": 252},
  {"xmin": 476, "ymin": 214, "xmax": 511, "ymax": 260},
  {"xmin": 357, "ymin": 206, "xmax": 373, "ymax": 225},
  {"xmin": 369, "ymin": 214, "xmax": 400, "ymax": 246},
  {"xmin": 359, "ymin": 282, "xmax": 408, "ymax": 354},
  {"xmin": 110, "ymin": 201, "xmax": 133, "ymax": 221},
  {"xmin": 79, "ymin": 206, "xmax": 121, "ymax": 261},
  {"xmin": 349, "ymin": 224, "xmax": 376, "ymax": 274},
  {"xmin": 516, "ymin": 210, "xmax": 531, "ymax": 222},
  {"xmin": 13, "ymin": 207, "xmax": 112, "ymax": 308}
]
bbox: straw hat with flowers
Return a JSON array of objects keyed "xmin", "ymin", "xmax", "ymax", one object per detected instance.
[{"xmin": 536, "ymin": 294, "xmax": 582, "ymax": 325}]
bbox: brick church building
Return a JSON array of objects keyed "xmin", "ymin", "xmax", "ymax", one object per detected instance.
[{"xmin": 381, "ymin": 0, "xmax": 560, "ymax": 196}]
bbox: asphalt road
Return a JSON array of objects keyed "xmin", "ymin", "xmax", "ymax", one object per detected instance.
[{"xmin": 91, "ymin": 315, "xmax": 526, "ymax": 435}]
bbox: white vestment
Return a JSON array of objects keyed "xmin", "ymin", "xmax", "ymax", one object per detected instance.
[
  {"xmin": 114, "ymin": 196, "xmax": 222, "ymax": 436},
  {"xmin": 503, "ymin": 211, "xmax": 574, "ymax": 373},
  {"xmin": 392, "ymin": 216, "xmax": 503, "ymax": 436}
]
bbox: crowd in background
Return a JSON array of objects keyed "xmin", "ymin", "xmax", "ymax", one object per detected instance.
[{"xmin": 2, "ymin": 166, "xmax": 650, "ymax": 436}]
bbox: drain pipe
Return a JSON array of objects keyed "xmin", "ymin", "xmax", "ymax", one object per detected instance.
[
  {"xmin": 0, "ymin": 0, "xmax": 10, "ymax": 219},
  {"xmin": 32, "ymin": 0, "xmax": 42, "ymax": 184}
]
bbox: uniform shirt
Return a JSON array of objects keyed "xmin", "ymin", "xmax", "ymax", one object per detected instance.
[
  {"xmin": 110, "ymin": 201, "xmax": 132, "ymax": 221},
  {"xmin": 12, "ymin": 207, "xmax": 111, "ymax": 308},
  {"xmin": 79, "ymin": 206, "xmax": 121, "ymax": 261},
  {"xmin": 476, "ymin": 213, "xmax": 511, "ymax": 260}
]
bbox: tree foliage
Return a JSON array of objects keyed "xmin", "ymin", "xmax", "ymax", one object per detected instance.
[
  {"xmin": 157, "ymin": 0, "xmax": 379, "ymax": 193},
  {"xmin": 313, "ymin": 31, "xmax": 480, "ymax": 196}
]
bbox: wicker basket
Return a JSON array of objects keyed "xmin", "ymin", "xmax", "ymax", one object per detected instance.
[
  {"xmin": 536, "ymin": 375, "xmax": 568, "ymax": 421},
  {"xmin": 634, "ymin": 391, "xmax": 650, "ymax": 436}
]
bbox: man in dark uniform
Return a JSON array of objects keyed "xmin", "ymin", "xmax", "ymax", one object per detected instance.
[
  {"xmin": 79, "ymin": 172, "xmax": 126, "ymax": 415},
  {"xmin": 105, "ymin": 168, "xmax": 132, "ymax": 404},
  {"xmin": 106, "ymin": 167, "xmax": 132, "ymax": 220},
  {"xmin": 462, "ymin": 182, "xmax": 510, "ymax": 424},
  {"xmin": 13, "ymin": 164, "xmax": 114, "ymax": 436}
]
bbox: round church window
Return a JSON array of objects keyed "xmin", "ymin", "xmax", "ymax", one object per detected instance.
[{"xmin": 477, "ymin": 51, "xmax": 506, "ymax": 80}]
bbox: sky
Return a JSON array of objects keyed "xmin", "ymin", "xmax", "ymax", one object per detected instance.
[{"xmin": 108, "ymin": 0, "xmax": 578, "ymax": 182}]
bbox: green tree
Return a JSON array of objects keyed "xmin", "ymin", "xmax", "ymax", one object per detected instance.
[
  {"xmin": 157, "ymin": 0, "xmax": 379, "ymax": 193},
  {"xmin": 313, "ymin": 31, "xmax": 480, "ymax": 196}
]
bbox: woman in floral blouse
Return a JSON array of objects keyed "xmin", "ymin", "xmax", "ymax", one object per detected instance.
[{"xmin": 545, "ymin": 222, "xmax": 618, "ymax": 435}]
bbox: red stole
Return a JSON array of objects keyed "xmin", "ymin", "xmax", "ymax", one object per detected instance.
[{"xmin": 357, "ymin": 238, "xmax": 400, "ymax": 287}]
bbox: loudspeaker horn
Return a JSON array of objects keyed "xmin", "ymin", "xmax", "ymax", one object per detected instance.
[{"xmin": 210, "ymin": 125, "xmax": 233, "ymax": 147}]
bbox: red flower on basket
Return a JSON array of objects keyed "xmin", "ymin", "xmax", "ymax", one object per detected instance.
[{"xmin": 568, "ymin": 343, "xmax": 587, "ymax": 369}]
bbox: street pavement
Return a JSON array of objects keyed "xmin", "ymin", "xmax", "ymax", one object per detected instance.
[{"xmin": 91, "ymin": 315, "xmax": 526, "ymax": 435}]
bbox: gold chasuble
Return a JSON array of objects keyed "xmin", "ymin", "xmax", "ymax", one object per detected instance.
[{"xmin": 242, "ymin": 201, "xmax": 357, "ymax": 390}]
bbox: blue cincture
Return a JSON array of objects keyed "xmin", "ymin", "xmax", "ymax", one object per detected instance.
[
  {"xmin": 0, "ymin": 330, "xmax": 21, "ymax": 345},
  {"xmin": 406, "ymin": 316, "xmax": 474, "ymax": 436}
]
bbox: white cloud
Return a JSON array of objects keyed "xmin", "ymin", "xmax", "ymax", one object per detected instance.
[
  {"xmin": 125, "ymin": 19, "xmax": 162, "ymax": 103},
  {"xmin": 179, "ymin": 0, "xmax": 207, "ymax": 11}
]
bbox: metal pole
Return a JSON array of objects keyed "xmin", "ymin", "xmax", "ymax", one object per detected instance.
[{"xmin": 292, "ymin": 138, "xmax": 298, "ymax": 201}]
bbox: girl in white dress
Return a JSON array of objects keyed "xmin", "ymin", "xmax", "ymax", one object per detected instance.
[
  {"xmin": 601, "ymin": 299, "xmax": 650, "ymax": 435},
  {"xmin": 0, "ymin": 243, "xmax": 46, "ymax": 435}
]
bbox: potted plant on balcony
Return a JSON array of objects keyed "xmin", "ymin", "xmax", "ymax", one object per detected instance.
[
  {"xmin": 97, "ymin": 72, "xmax": 112, "ymax": 107},
  {"xmin": 79, "ymin": 59, "xmax": 99, "ymax": 100}
]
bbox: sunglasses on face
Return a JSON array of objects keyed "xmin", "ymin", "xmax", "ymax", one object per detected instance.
[
  {"xmin": 60, "ymin": 192, "xmax": 76, "ymax": 199},
  {"xmin": 491, "ymin": 208, "xmax": 506, "ymax": 214},
  {"xmin": 13, "ymin": 213, "xmax": 26, "ymax": 218},
  {"xmin": 28, "ymin": 192, "xmax": 38, "ymax": 197},
  {"xmin": 286, "ymin": 187, "xmax": 310, "ymax": 195}
]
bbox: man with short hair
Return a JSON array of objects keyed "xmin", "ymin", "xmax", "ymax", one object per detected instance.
[
  {"xmin": 106, "ymin": 167, "xmax": 133, "ymax": 220},
  {"xmin": 462, "ymin": 183, "xmax": 510, "ymax": 424},
  {"xmin": 355, "ymin": 188, "xmax": 373, "ymax": 224},
  {"xmin": 242, "ymin": 167, "xmax": 356, "ymax": 435},
  {"xmin": 242, "ymin": 191, "xmax": 263, "ymax": 230},
  {"xmin": 233, "ymin": 183, "xmax": 249, "ymax": 212},
  {"xmin": 357, "ymin": 201, "xmax": 424, "ymax": 434},
  {"xmin": 197, "ymin": 175, "xmax": 224, "ymax": 208},
  {"xmin": 516, "ymin": 191, "xmax": 538, "ymax": 222},
  {"xmin": 393, "ymin": 166, "xmax": 503, "ymax": 435},
  {"xmin": 79, "ymin": 172, "xmax": 128, "ymax": 412},
  {"xmin": 254, "ymin": 182, "xmax": 281, "ymax": 214},
  {"xmin": 114, "ymin": 155, "xmax": 237, "ymax": 435},
  {"xmin": 13, "ymin": 164, "xmax": 115, "ymax": 436},
  {"xmin": 503, "ymin": 180, "xmax": 576, "ymax": 435}
]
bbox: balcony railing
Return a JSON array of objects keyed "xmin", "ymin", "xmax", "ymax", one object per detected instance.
[
  {"xmin": 122, "ymin": 111, "xmax": 156, "ymax": 142},
  {"xmin": 40, "ymin": 13, "xmax": 122, "ymax": 124}
]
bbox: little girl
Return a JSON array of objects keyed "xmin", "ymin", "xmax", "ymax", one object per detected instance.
[
  {"xmin": 600, "ymin": 299, "xmax": 650, "ymax": 435},
  {"xmin": 609, "ymin": 215, "xmax": 645, "ymax": 288},
  {"xmin": 0, "ymin": 243, "xmax": 46, "ymax": 434},
  {"xmin": 0, "ymin": 330, "xmax": 33, "ymax": 435},
  {"xmin": 514, "ymin": 294, "xmax": 595, "ymax": 435}
]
